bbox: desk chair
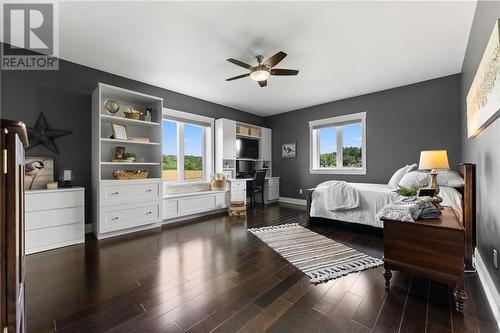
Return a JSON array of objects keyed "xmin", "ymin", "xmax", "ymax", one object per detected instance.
[{"xmin": 248, "ymin": 169, "xmax": 267, "ymax": 209}]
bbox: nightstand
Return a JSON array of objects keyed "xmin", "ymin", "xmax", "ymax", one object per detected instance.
[{"xmin": 382, "ymin": 207, "xmax": 466, "ymax": 312}]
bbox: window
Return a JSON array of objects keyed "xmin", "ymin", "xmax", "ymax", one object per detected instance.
[
  {"xmin": 310, "ymin": 112, "xmax": 366, "ymax": 174},
  {"xmin": 162, "ymin": 109, "xmax": 213, "ymax": 182},
  {"xmin": 162, "ymin": 120, "xmax": 178, "ymax": 181},
  {"xmin": 183, "ymin": 123, "xmax": 203, "ymax": 180}
]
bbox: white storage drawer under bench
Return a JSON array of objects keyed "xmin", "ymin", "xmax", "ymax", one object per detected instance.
[
  {"xmin": 163, "ymin": 190, "xmax": 230, "ymax": 221},
  {"xmin": 25, "ymin": 187, "xmax": 85, "ymax": 254}
]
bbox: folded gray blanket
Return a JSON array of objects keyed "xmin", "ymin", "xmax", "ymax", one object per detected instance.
[
  {"xmin": 377, "ymin": 196, "xmax": 441, "ymax": 222},
  {"xmin": 420, "ymin": 205, "xmax": 442, "ymax": 219}
]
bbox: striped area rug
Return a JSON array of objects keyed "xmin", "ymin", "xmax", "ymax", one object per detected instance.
[{"xmin": 248, "ymin": 223, "xmax": 383, "ymax": 284}]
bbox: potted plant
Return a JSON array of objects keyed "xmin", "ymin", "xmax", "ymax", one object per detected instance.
[{"xmin": 124, "ymin": 153, "xmax": 136, "ymax": 162}]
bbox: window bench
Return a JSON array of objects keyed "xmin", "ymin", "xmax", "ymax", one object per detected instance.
[{"xmin": 163, "ymin": 189, "xmax": 229, "ymax": 222}]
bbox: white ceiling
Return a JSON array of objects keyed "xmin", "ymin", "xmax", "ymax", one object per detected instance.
[{"xmin": 57, "ymin": 1, "xmax": 477, "ymax": 116}]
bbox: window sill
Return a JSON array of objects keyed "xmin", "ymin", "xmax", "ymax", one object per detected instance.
[{"xmin": 309, "ymin": 168, "xmax": 367, "ymax": 175}]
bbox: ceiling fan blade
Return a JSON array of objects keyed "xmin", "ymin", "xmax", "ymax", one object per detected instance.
[
  {"xmin": 263, "ymin": 51, "xmax": 287, "ymax": 68},
  {"xmin": 226, "ymin": 58, "xmax": 253, "ymax": 70},
  {"xmin": 258, "ymin": 80, "xmax": 267, "ymax": 87},
  {"xmin": 270, "ymin": 68, "xmax": 299, "ymax": 76},
  {"xmin": 226, "ymin": 73, "xmax": 250, "ymax": 81}
]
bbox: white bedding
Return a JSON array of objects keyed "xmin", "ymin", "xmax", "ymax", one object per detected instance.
[{"xmin": 310, "ymin": 182, "xmax": 463, "ymax": 228}]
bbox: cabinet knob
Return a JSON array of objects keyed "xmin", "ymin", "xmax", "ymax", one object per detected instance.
[
  {"xmin": 146, "ymin": 189, "xmax": 152, "ymax": 192},
  {"xmin": 111, "ymin": 217, "xmax": 119, "ymax": 221},
  {"xmin": 146, "ymin": 211, "xmax": 152, "ymax": 215},
  {"xmin": 111, "ymin": 192, "xmax": 119, "ymax": 195}
]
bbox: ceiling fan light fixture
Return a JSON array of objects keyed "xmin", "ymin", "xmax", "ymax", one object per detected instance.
[{"xmin": 250, "ymin": 65, "xmax": 270, "ymax": 81}]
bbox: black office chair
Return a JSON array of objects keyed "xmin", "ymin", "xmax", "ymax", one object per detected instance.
[{"xmin": 248, "ymin": 169, "xmax": 267, "ymax": 209}]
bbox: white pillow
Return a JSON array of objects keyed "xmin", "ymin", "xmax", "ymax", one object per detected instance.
[
  {"xmin": 407, "ymin": 163, "xmax": 418, "ymax": 173},
  {"xmin": 437, "ymin": 170, "xmax": 464, "ymax": 187},
  {"xmin": 398, "ymin": 171, "xmax": 430, "ymax": 188},
  {"xmin": 388, "ymin": 165, "xmax": 411, "ymax": 189}
]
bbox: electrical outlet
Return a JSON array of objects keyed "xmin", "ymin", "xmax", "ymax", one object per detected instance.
[
  {"xmin": 299, "ymin": 189, "xmax": 303, "ymax": 194},
  {"xmin": 494, "ymin": 249, "xmax": 498, "ymax": 269}
]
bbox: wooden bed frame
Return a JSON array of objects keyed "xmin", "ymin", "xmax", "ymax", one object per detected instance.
[{"xmin": 305, "ymin": 163, "xmax": 476, "ymax": 270}]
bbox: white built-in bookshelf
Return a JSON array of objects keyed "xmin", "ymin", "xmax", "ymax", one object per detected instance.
[{"xmin": 91, "ymin": 83, "xmax": 164, "ymax": 239}]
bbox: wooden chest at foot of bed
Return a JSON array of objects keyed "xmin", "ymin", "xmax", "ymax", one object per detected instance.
[{"xmin": 382, "ymin": 207, "xmax": 466, "ymax": 312}]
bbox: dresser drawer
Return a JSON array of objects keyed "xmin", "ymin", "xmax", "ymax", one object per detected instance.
[
  {"xmin": 26, "ymin": 189, "xmax": 84, "ymax": 212},
  {"xmin": 230, "ymin": 181, "xmax": 246, "ymax": 192},
  {"xmin": 26, "ymin": 206, "xmax": 84, "ymax": 231},
  {"xmin": 268, "ymin": 178, "xmax": 279, "ymax": 186},
  {"xmin": 231, "ymin": 190, "xmax": 246, "ymax": 202},
  {"xmin": 100, "ymin": 202, "xmax": 160, "ymax": 233},
  {"xmin": 26, "ymin": 223, "xmax": 84, "ymax": 254},
  {"xmin": 101, "ymin": 181, "xmax": 160, "ymax": 205},
  {"xmin": 267, "ymin": 186, "xmax": 280, "ymax": 201}
]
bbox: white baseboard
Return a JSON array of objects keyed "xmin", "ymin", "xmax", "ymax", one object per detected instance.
[
  {"xmin": 279, "ymin": 197, "xmax": 307, "ymax": 206},
  {"xmin": 162, "ymin": 208, "xmax": 227, "ymax": 225},
  {"xmin": 476, "ymin": 251, "xmax": 500, "ymax": 330}
]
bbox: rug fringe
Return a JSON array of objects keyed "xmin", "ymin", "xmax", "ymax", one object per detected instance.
[
  {"xmin": 248, "ymin": 223, "xmax": 301, "ymax": 233},
  {"xmin": 309, "ymin": 258, "xmax": 384, "ymax": 284}
]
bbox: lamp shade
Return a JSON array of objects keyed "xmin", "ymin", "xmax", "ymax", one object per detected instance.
[{"xmin": 418, "ymin": 150, "xmax": 449, "ymax": 170}]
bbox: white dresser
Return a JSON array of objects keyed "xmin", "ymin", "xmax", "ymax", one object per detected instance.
[{"xmin": 25, "ymin": 187, "xmax": 85, "ymax": 254}]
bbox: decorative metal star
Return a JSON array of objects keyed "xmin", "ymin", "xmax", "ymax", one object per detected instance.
[{"xmin": 27, "ymin": 112, "xmax": 72, "ymax": 154}]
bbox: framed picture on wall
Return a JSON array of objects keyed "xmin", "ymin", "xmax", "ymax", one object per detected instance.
[
  {"xmin": 466, "ymin": 19, "xmax": 500, "ymax": 138},
  {"xmin": 282, "ymin": 142, "xmax": 296, "ymax": 159},
  {"xmin": 24, "ymin": 156, "xmax": 54, "ymax": 190}
]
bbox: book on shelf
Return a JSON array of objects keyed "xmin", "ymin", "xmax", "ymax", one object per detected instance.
[{"xmin": 129, "ymin": 136, "xmax": 150, "ymax": 143}]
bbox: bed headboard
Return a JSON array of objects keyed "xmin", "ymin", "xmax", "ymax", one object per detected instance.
[{"xmin": 457, "ymin": 163, "xmax": 476, "ymax": 270}]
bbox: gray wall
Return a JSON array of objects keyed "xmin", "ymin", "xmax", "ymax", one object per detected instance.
[
  {"xmin": 0, "ymin": 54, "xmax": 265, "ymax": 223},
  {"xmin": 461, "ymin": 2, "xmax": 500, "ymax": 290},
  {"xmin": 266, "ymin": 74, "xmax": 462, "ymax": 199}
]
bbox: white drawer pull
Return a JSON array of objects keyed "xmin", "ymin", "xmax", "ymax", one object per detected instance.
[
  {"xmin": 111, "ymin": 217, "xmax": 119, "ymax": 221},
  {"xmin": 111, "ymin": 192, "xmax": 119, "ymax": 195}
]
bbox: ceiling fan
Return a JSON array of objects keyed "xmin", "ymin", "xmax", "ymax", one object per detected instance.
[{"xmin": 226, "ymin": 51, "xmax": 299, "ymax": 87}]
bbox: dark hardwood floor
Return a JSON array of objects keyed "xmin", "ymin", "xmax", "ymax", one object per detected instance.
[{"xmin": 26, "ymin": 204, "xmax": 498, "ymax": 333}]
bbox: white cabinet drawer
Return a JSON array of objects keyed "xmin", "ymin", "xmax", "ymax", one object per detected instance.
[
  {"xmin": 268, "ymin": 178, "xmax": 279, "ymax": 186},
  {"xmin": 101, "ymin": 181, "xmax": 160, "ymax": 205},
  {"xmin": 230, "ymin": 181, "xmax": 246, "ymax": 191},
  {"xmin": 26, "ymin": 223, "xmax": 84, "ymax": 254},
  {"xmin": 26, "ymin": 206, "xmax": 84, "ymax": 231},
  {"xmin": 215, "ymin": 193, "xmax": 230, "ymax": 208},
  {"xmin": 25, "ymin": 189, "xmax": 84, "ymax": 212},
  {"xmin": 163, "ymin": 199, "xmax": 179, "ymax": 219},
  {"xmin": 268, "ymin": 186, "xmax": 279, "ymax": 200},
  {"xmin": 231, "ymin": 190, "xmax": 246, "ymax": 203},
  {"xmin": 178, "ymin": 195, "xmax": 215, "ymax": 215},
  {"xmin": 101, "ymin": 202, "xmax": 160, "ymax": 233}
]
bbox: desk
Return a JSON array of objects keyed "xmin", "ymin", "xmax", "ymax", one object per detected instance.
[
  {"xmin": 382, "ymin": 207, "xmax": 466, "ymax": 312},
  {"xmin": 229, "ymin": 177, "xmax": 280, "ymax": 204}
]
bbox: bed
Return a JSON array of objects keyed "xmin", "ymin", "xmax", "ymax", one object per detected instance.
[{"xmin": 305, "ymin": 163, "xmax": 476, "ymax": 269}]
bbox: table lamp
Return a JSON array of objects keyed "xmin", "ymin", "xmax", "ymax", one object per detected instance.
[{"xmin": 418, "ymin": 150, "xmax": 449, "ymax": 195}]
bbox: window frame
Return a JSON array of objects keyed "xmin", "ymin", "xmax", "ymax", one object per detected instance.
[
  {"xmin": 309, "ymin": 111, "xmax": 367, "ymax": 175},
  {"xmin": 162, "ymin": 108, "xmax": 214, "ymax": 183}
]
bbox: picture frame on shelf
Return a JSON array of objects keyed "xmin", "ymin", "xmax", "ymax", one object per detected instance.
[
  {"xmin": 24, "ymin": 156, "xmax": 54, "ymax": 190},
  {"xmin": 111, "ymin": 123, "xmax": 128, "ymax": 140}
]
